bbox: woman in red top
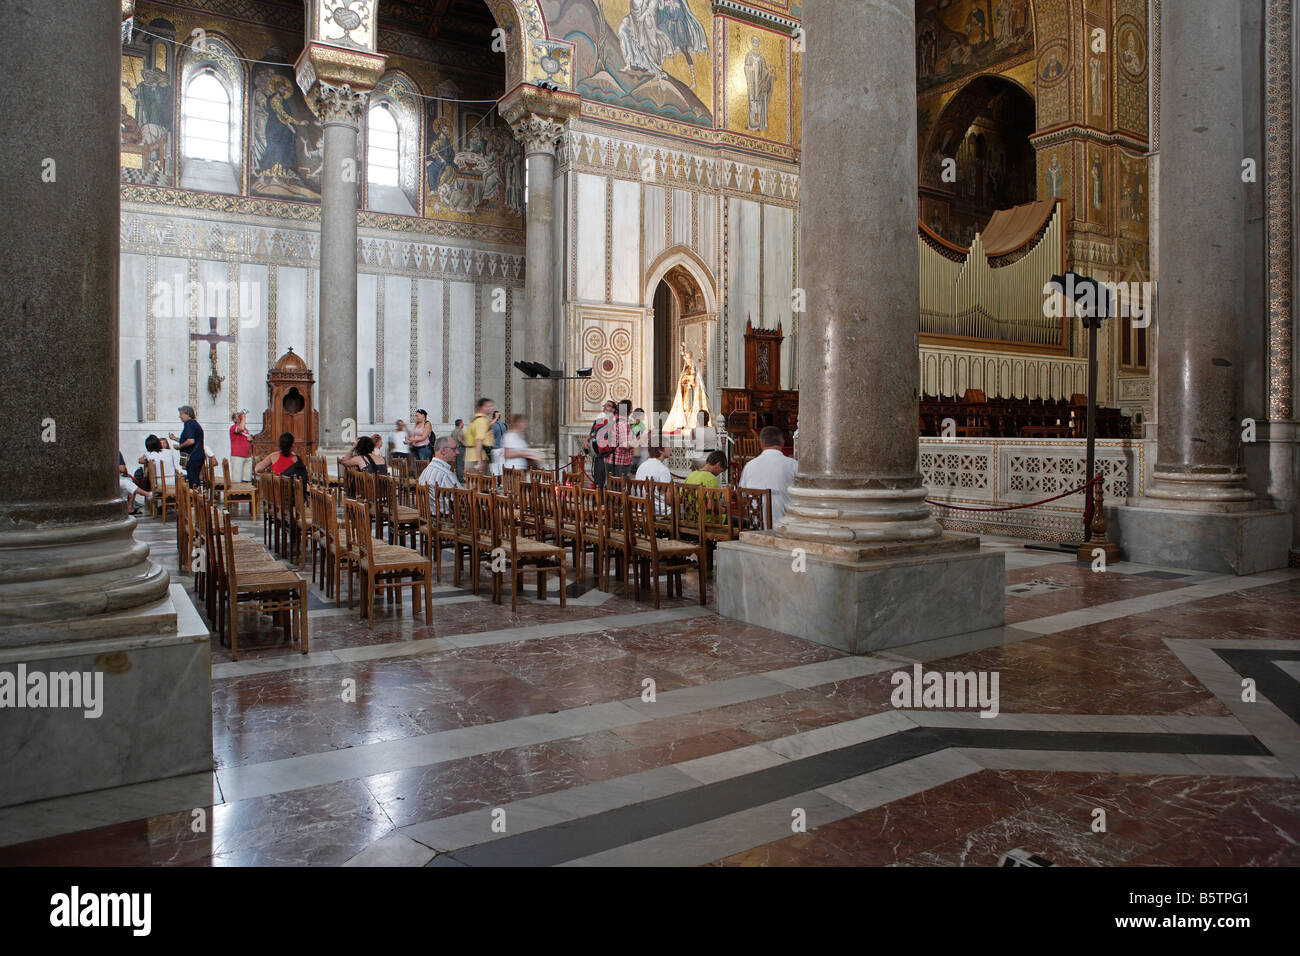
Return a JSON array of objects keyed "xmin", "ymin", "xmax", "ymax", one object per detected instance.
[{"xmin": 255, "ymin": 432, "xmax": 306, "ymax": 482}]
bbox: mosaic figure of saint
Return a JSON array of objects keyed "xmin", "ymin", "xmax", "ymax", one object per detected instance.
[{"xmin": 745, "ymin": 37, "xmax": 774, "ymax": 133}]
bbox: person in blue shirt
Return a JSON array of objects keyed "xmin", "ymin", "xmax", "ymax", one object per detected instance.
[{"xmin": 170, "ymin": 405, "xmax": 205, "ymax": 487}]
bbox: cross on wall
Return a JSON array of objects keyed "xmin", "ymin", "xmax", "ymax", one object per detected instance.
[{"xmin": 191, "ymin": 316, "xmax": 234, "ymax": 401}]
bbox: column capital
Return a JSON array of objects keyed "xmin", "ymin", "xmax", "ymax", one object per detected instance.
[
  {"xmin": 305, "ymin": 80, "xmax": 370, "ymax": 126},
  {"xmin": 509, "ymin": 114, "xmax": 566, "ymax": 157},
  {"xmin": 295, "ymin": 42, "xmax": 385, "ymax": 125},
  {"xmin": 500, "ymin": 84, "xmax": 580, "ymax": 155}
]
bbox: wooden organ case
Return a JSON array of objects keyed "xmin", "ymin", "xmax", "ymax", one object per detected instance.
[
  {"xmin": 251, "ymin": 348, "xmax": 319, "ymax": 459},
  {"xmin": 721, "ymin": 320, "xmax": 798, "ymax": 442}
]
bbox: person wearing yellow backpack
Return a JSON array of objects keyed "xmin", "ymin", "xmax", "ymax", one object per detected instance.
[{"xmin": 464, "ymin": 397, "xmax": 496, "ymax": 476}]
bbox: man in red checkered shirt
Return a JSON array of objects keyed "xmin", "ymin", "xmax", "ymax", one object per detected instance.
[{"xmin": 610, "ymin": 399, "xmax": 635, "ymax": 478}]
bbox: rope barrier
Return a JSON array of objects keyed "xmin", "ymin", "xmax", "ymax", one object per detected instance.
[{"xmin": 924, "ymin": 475, "xmax": 1102, "ymax": 513}]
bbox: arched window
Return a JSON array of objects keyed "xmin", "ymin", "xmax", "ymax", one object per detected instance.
[
  {"xmin": 177, "ymin": 37, "xmax": 244, "ymax": 194},
  {"xmin": 367, "ymin": 104, "xmax": 400, "ymax": 188},
  {"xmin": 365, "ymin": 74, "xmax": 420, "ymax": 215},
  {"xmin": 182, "ymin": 71, "xmax": 231, "ymax": 162}
]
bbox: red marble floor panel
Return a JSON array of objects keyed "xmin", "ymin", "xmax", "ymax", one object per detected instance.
[{"xmin": 1003, "ymin": 564, "xmax": 1195, "ymax": 624}]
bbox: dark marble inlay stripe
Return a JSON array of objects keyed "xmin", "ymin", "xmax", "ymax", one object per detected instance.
[
  {"xmin": 1214, "ymin": 648, "xmax": 1300, "ymax": 724},
  {"xmin": 428, "ymin": 726, "xmax": 1270, "ymax": 867}
]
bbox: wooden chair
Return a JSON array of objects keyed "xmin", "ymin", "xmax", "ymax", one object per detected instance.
[
  {"xmin": 555, "ymin": 484, "xmax": 585, "ymax": 583},
  {"xmin": 215, "ymin": 505, "xmax": 308, "ymax": 660},
  {"xmin": 417, "ymin": 484, "xmax": 458, "ymax": 584},
  {"xmin": 734, "ymin": 486, "xmax": 774, "ymax": 531},
  {"xmin": 203, "ymin": 456, "xmax": 221, "ymax": 494},
  {"xmin": 502, "ymin": 468, "xmax": 528, "ymax": 500},
  {"xmin": 174, "ymin": 476, "xmax": 191, "ymax": 570},
  {"xmin": 628, "ymin": 492, "xmax": 706, "ymax": 609},
  {"xmin": 488, "ymin": 493, "xmax": 567, "ymax": 611},
  {"xmin": 148, "ymin": 460, "xmax": 177, "ymax": 524},
  {"xmin": 343, "ymin": 498, "xmax": 433, "ymax": 628},
  {"xmin": 222, "ymin": 458, "xmax": 259, "ymax": 518},
  {"xmin": 467, "ymin": 473, "xmax": 497, "ymax": 495},
  {"xmin": 449, "ymin": 488, "xmax": 478, "ymax": 591},
  {"xmin": 375, "ymin": 474, "xmax": 420, "ymax": 547},
  {"xmin": 599, "ymin": 489, "xmax": 632, "ymax": 592},
  {"xmin": 698, "ymin": 486, "xmax": 736, "ymax": 569},
  {"xmin": 468, "ymin": 490, "xmax": 496, "ymax": 594},
  {"xmin": 288, "ymin": 478, "xmax": 314, "ymax": 570},
  {"xmin": 575, "ymin": 486, "xmax": 604, "ymax": 587},
  {"xmin": 307, "ymin": 485, "xmax": 332, "ymax": 594}
]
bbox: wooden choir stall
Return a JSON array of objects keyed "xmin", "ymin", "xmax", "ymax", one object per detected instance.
[{"xmin": 721, "ymin": 321, "xmax": 798, "ymax": 457}]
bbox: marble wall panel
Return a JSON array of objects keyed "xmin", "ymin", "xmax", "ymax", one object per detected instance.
[{"xmin": 611, "ymin": 178, "xmax": 642, "ymax": 305}]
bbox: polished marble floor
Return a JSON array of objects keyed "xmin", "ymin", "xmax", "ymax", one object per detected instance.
[{"xmin": 1, "ymin": 514, "xmax": 1297, "ymax": 866}]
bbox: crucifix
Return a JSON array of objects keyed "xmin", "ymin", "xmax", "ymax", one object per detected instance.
[{"xmin": 191, "ymin": 316, "xmax": 234, "ymax": 401}]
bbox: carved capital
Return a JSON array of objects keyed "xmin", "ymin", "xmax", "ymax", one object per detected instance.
[
  {"xmin": 306, "ymin": 81, "xmax": 369, "ymax": 126},
  {"xmin": 510, "ymin": 114, "xmax": 566, "ymax": 158},
  {"xmin": 122, "ymin": 0, "xmax": 135, "ymax": 19}
]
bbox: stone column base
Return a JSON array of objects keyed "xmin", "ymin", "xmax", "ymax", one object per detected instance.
[
  {"xmin": 0, "ymin": 583, "xmax": 212, "ymax": 808},
  {"xmin": 715, "ymin": 533, "xmax": 1005, "ymax": 655},
  {"xmin": 1108, "ymin": 503, "xmax": 1293, "ymax": 575}
]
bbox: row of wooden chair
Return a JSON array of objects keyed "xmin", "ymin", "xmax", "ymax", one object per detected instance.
[{"xmin": 176, "ymin": 476, "xmax": 308, "ymax": 660}]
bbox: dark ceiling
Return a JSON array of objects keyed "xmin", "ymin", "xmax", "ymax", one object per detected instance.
[{"xmin": 378, "ymin": 0, "xmax": 500, "ymax": 47}]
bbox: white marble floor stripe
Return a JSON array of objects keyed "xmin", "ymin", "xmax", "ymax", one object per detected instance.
[
  {"xmin": 1011, "ymin": 568, "xmax": 1299, "ymax": 636},
  {"xmin": 1164, "ymin": 638, "xmax": 1300, "ymax": 775}
]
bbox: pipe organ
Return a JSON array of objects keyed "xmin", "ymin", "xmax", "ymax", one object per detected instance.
[{"xmin": 919, "ymin": 200, "xmax": 1067, "ymax": 351}]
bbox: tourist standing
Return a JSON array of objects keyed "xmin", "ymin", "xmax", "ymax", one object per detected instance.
[
  {"xmin": 229, "ymin": 411, "xmax": 252, "ymax": 482},
  {"xmin": 630, "ymin": 407, "xmax": 649, "ymax": 468},
  {"xmin": 610, "ymin": 399, "xmax": 635, "ymax": 479},
  {"xmin": 584, "ymin": 400, "xmax": 617, "ymax": 489},
  {"xmin": 410, "ymin": 409, "xmax": 433, "ymax": 461},
  {"xmin": 451, "ymin": 418, "xmax": 466, "ymax": 481},
  {"xmin": 464, "ymin": 397, "xmax": 495, "ymax": 476},
  {"xmin": 390, "ymin": 419, "xmax": 411, "ymax": 462},
  {"xmin": 738, "ymin": 426, "xmax": 798, "ymax": 524},
  {"xmin": 501, "ymin": 414, "xmax": 539, "ymax": 470},
  {"xmin": 489, "ymin": 410, "xmax": 506, "ymax": 476},
  {"xmin": 170, "ymin": 405, "xmax": 205, "ymax": 487}
]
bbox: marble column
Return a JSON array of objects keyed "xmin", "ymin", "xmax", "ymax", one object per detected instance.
[
  {"xmin": 310, "ymin": 84, "xmax": 368, "ymax": 454},
  {"xmin": 0, "ymin": 0, "xmax": 210, "ymax": 809},
  {"xmin": 1108, "ymin": 0, "xmax": 1292, "ymax": 572},
  {"xmin": 512, "ymin": 114, "xmax": 564, "ymax": 447},
  {"xmin": 715, "ymin": 0, "xmax": 1004, "ymax": 654},
  {"xmin": 779, "ymin": 0, "xmax": 940, "ymax": 545},
  {"xmin": 1146, "ymin": 1, "xmax": 1253, "ymax": 505},
  {"xmin": 0, "ymin": 0, "xmax": 171, "ymax": 635}
]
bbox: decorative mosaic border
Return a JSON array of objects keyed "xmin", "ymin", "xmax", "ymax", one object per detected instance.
[{"xmin": 1266, "ymin": 0, "xmax": 1295, "ymax": 419}]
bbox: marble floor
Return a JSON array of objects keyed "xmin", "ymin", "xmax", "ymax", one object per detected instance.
[{"xmin": 1, "ymin": 514, "xmax": 1297, "ymax": 867}]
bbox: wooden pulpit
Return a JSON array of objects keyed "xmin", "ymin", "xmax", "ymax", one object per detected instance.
[{"xmin": 251, "ymin": 348, "xmax": 319, "ymax": 459}]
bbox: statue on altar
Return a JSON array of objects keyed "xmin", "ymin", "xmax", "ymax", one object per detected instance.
[{"xmin": 663, "ymin": 346, "xmax": 711, "ymax": 433}]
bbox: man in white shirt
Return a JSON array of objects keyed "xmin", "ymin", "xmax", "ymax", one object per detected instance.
[
  {"xmin": 738, "ymin": 426, "xmax": 799, "ymax": 525},
  {"xmin": 635, "ymin": 444, "xmax": 673, "ymax": 483},
  {"xmin": 635, "ymin": 445, "xmax": 674, "ymax": 516},
  {"xmin": 417, "ymin": 437, "xmax": 464, "ymax": 491}
]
